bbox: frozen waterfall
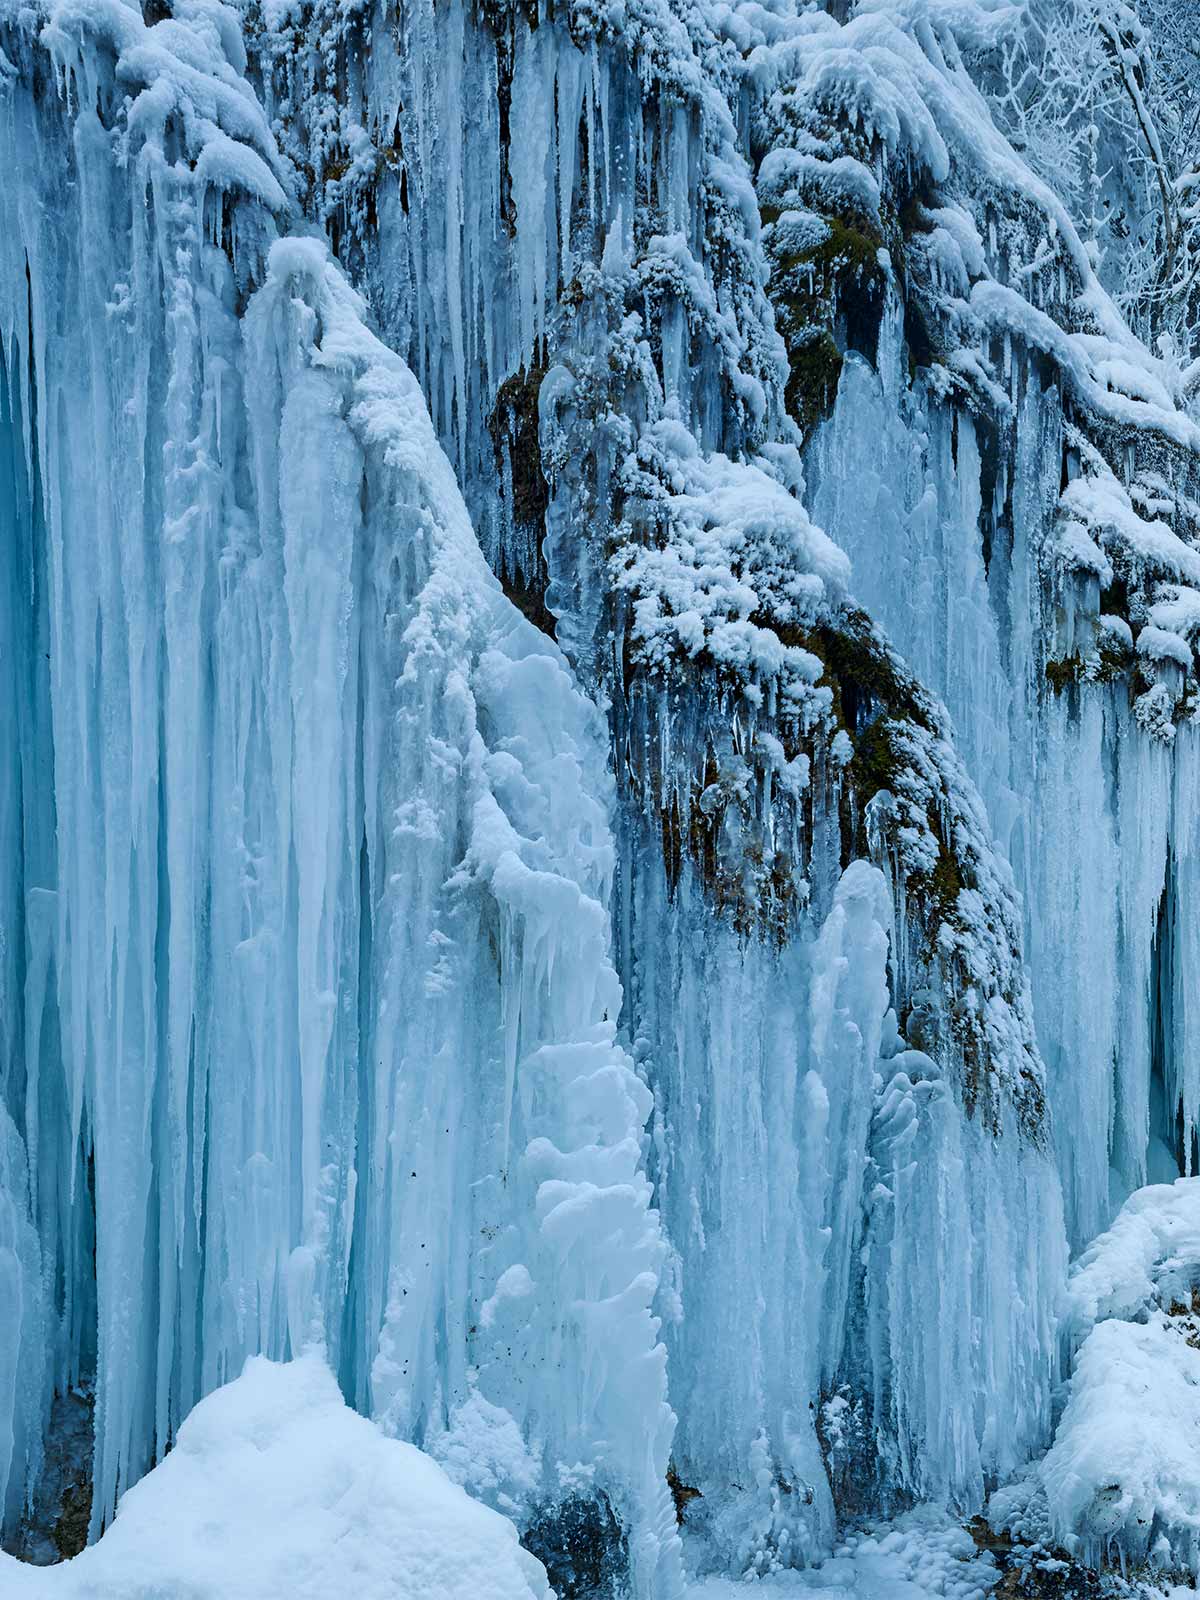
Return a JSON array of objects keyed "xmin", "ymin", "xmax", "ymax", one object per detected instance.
[{"xmin": 4, "ymin": 0, "xmax": 1200, "ymax": 1595}]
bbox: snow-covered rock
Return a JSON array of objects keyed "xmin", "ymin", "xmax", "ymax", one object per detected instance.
[{"xmin": 1040, "ymin": 1180, "xmax": 1200, "ymax": 1579}]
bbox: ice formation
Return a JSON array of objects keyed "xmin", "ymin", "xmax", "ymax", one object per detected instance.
[
  {"xmin": 3, "ymin": 0, "xmax": 1200, "ymax": 1593},
  {"xmin": 690, "ymin": 1510, "xmax": 1003, "ymax": 1600},
  {"xmin": 0, "ymin": 2, "xmax": 676, "ymax": 1587}
]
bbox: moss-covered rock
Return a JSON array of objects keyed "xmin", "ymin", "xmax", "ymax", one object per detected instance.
[
  {"xmin": 487, "ymin": 364, "xmax": 556, "ymax": 636},
  {"xmin": 522, "ymin": 1492, "xmax": 629, "ymax": 1600}
]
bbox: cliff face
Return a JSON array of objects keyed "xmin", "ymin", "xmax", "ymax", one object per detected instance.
[{"xmin": 2, "ymin": 0, "xmax": 1200, "ymax": 1593}]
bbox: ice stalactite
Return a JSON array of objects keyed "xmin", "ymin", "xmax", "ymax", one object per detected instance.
[
  {"xmin": 227, "ymin": 0, "xmax": 1069, "ymax": 1562},
  {"xmin": 808, "ymin": 284, "xmax": 1200, "ymax": 1251},
  {"xmin": 0, "ymin": 5, "xmax": 680, "ymax": 1592},
  {"xmin": 11, "ymin": 0, "xmax": 1200, "ymax": 1587},
  {"xmin": 621, "ymin": 859, "xmax": 892, "ymax": 1573}
]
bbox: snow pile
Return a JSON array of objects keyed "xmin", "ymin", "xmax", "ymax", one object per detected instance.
[
  {"xmin": 1065, "ymin": 1176, "xmax": 1200, "ymax": 1339},
  {"xmin": 0, "ymin": 1354, "xmax": 552, "ymax": 1599},
  {"xmin": 1042, "ymin": 1315, "xmax": 1200, "ymax": 1579},
  {"xmin": 1037, "ymin": 1180, "xmax": 1200, "ymax": 1579}
]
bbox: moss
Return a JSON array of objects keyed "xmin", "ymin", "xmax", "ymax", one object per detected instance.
[
  {"xmin": 489, "ymin": 365, "xmax": 548, "ymax": 530},
  {"xmin": 625, "ymin": 602, "xmax": 987, "ymax": 983},
  {"xmin": 1048, "ymin": 636, "xmax": 1137, "ymax": 694},
  {"xmin": 666, "ymin": 1463, "xmax": 702, "ymax": 1524},
  {"xmin": 767, "ymin": 209, "xmax": 883, "ymax": 290},
  {"xmin": 1093, "ymin": 634, "xmax": 1132, "ymax": 684},
  {"xmin": 797, "ymin": 608, "xmax": 929, "ymax": 737},
  {"xmin": 478, "ymin": 0, "xmax": 544, "ymax": 33},
  {"xmin": 765, "ymin": 202, "xmax": 887, "ymax": 430},
  {"xmin": 928, "ymin": 835, "xmax": 964, "ymax": 913},
  {"xmin": 848, "ymin": 717, "xmax": 901, "ymax": 804},
  {"xmin": 52, "ymin": 1479, "xmax": 92, "ymax": 1562},
  {"xmin": 768, "ymin": 213, "xmax": 884, "ymax": 341},
  {"xmin": 487, "ymin": 366, "xmax": 556, "ymax": 635},
  {"xmin": 785, "ymin": 330, "xmax": 844, "ymax": 438},
  {"xmin": 683, "ymin": 750, "xmax": 721, "ymax": 894},
  {"xmin": 810, "ymin": 213, "xmax": 883, "ymax": 277},
  {"xmin": 621, "ymin": 665, "xmax": 806, "ymax": 945},
  {"xmin": 1045, "ymin": 654, "xmax": 1084, "ymax": 694}
]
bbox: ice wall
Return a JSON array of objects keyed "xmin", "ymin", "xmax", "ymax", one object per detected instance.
[
  {"xmin": 238, "ymin": 0, "xmax": 1069, "ymax": 1561},
  {"xmin": 807, "ymin": 200, "xmax": 1200, "ymax": 1257},
  {"xmin": 0, "ymin": 4, "xmax": 681, "ymax": 1590},
  {"xmin": 7, "ymin": 0, "xmax": 1189, "ymax": 1585}
]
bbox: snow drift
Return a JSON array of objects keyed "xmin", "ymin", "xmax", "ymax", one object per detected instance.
[
  {"xmin": 1041, "ymin": 1179, "xmax": 1200, "ymax": 1579},
  {"xmin": 0, "ymin": 1353, "xmax": 552, "ymax": 1599}
]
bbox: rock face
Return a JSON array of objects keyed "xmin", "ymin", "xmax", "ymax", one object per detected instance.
[{"xmin": 3, "ymin": 0, "xmax": 1200, "ymax": 1593}]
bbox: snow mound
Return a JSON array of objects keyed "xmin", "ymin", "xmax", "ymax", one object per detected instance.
[
  {"xmin": 1039, "ymin": 1179, "xmax": 1200, "ymax": 1579},
  {"xmin": 0, "ymin": 1354, "xmax": 552, "ymax": 1599},
  {"xmin": 1042, "ymin": 1314, "xmax": 1200, "ymax": 1579},
  {"xmin": 1065, "ymin": 1176, "xmax": 1200, "ymax": 1341}
]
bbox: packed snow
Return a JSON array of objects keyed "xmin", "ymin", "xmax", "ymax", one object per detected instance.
[
  {"xmin": 0, "ymin": 1354, "xmax": 552, "ymax": 1599},
  {"xmin": 688, "ymin": 1512, "xmax": 1000, "ymax": 1600},
  {"xmin": 1032, "ymin": 1180, "xmax": 1200, "ymax": 1577}
]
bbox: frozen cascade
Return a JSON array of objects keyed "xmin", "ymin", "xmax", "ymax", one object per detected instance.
[
  {"xmin": 258, "ymin": 0, "xmax": 1068, "ymax": 1554},
  {"xmin": 275, "ymin": 0, "xmax": 1068, "ymax": 1555},
  {"xmin": 788, "ymin": 3, "xmax": 1200, "ymax": 1269},
  {"xmin": 6, "ymin": 0, "xmax": 1200, "ymax": 1590},
  {"xmin": 0, "ymin": 4, "xmax": 683, "ymax": 1591},
  {"xmin": 808, "ymin": 291, "xmax": 1200, "ymax": 1251}
]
